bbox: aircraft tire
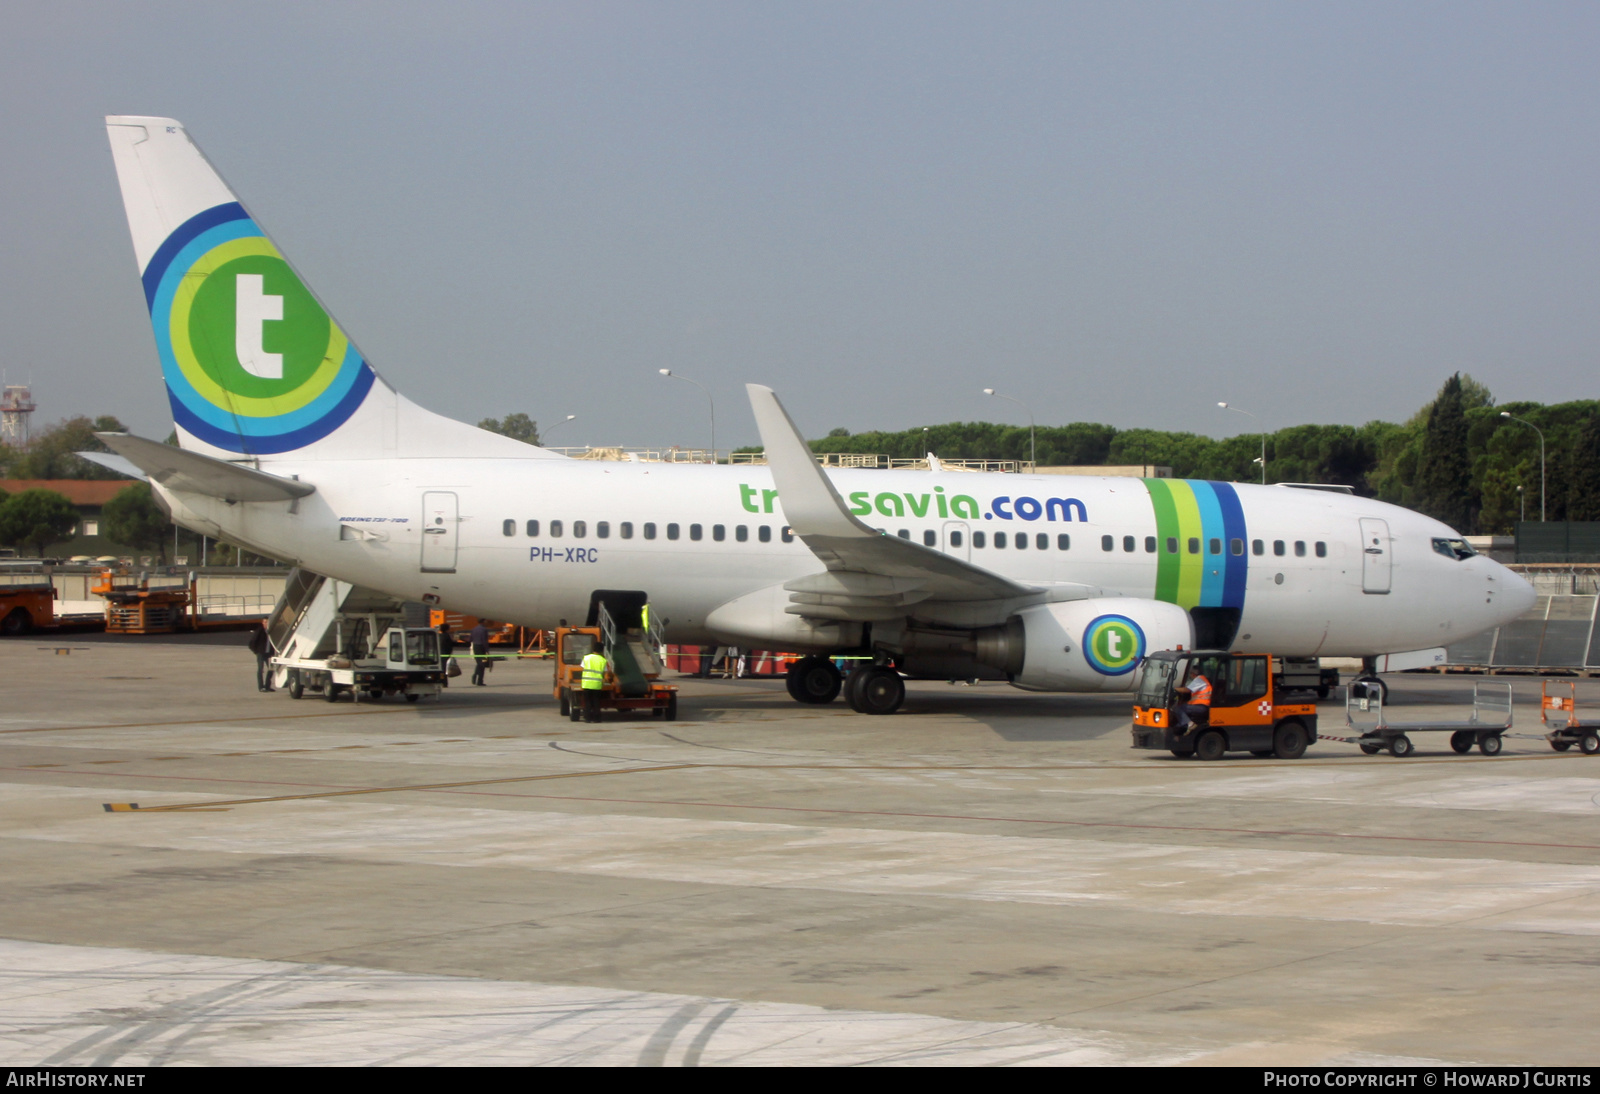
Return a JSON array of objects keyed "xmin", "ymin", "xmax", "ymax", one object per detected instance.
[
  {"xmin": 1450, "ymin": 731, "xmax": 1474, "ymax": 753},
  {"xmin": 1194, "ymin": 731, "xmax": 1226, "ymax": 761},
  {"xmin": 852, "ymin": 667, "xmax": 905, "ymax": 716},
  {"xmin": 1479, "ymin": 733, "xmax": 1502, "ymax": 756},
  {"xmin": 786, "ymin": 657, "xmax": 843, "ymax": 704},
  {"xmin": 1273, "ymin": 719, "xmax": 1309, "ymax": 759},
  {"xmin": 1582, "ymin": 732, "xmax": 1600, "ymax": 755}
]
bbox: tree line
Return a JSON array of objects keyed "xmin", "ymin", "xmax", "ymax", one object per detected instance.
[{"xmin": 807, "ymin": 375, "xmax": 1600, "ymax": 536}]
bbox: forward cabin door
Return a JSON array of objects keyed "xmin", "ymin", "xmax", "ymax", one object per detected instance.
[
  {"xmin": 421, "ymin": 491, "xmax": 460, "ymax": 573},
  {"xmin": 1359, "ymin": 517, "xmax": 1391, "ymax": 594}
]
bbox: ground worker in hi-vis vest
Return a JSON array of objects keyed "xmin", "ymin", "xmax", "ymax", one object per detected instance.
[{"xmin": 580, "ymin": 648, "xmax": 609, "ymax": 723}]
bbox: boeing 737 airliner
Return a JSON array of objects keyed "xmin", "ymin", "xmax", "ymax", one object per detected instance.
[{"xmin": 97, "ymin": 116, "xmax": 1535, "ymax": 713}]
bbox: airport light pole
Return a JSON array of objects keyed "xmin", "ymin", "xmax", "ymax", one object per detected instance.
[
  {"xmin": 659, "ymin": 370, "xmax": 715, "ymax": 462},
  {"xmin": 541, "ymin": 414, "xmax": 577, "ymax": 444},
  {"xmin": 1500, "ymin": 412, "xmax": 1546, "ymax": 522},
  {"xmin": 1218, "ymin": 402, "xmax": 1267, "ymax": 485},
  {"xmin": 982, "ymin": 389, "xmax": 1035, "ymax": 469}
]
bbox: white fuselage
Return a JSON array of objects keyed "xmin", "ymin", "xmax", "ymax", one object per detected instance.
[{"xmin": 160, "ymin": 458, "xmax": 1533, "ymax": 659}]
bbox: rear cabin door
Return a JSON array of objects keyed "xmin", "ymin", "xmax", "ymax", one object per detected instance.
[
  {"xmin": 942, "ymin": 521, "xmax": 971, "ymax": 561},
  {"xmin": 421, "ymin": 491, "xmax": 459, "ymax": 573},
  {"xmin": 1359, "ymin": 517, "xmax": 1391, "ymax": 594}
]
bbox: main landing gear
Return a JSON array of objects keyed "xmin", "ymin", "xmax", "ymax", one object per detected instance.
[{"xmin": 783, "ymin": 654, "xmax": 904, "ymax": 715}]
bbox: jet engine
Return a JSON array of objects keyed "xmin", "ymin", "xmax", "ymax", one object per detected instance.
[{"xmin": 973, "ymin": 598, "xmax": 1194, "ymax": 692}]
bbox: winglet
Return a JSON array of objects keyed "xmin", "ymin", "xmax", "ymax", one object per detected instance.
[{"xmin": 745, "ymin": 385, "xmax": 873, "ymax": 539}]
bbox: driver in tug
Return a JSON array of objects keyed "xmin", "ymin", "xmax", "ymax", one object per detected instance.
[{"xmin": 1172, "ymin": 664, "xmax": 1213, "ymax": 735}]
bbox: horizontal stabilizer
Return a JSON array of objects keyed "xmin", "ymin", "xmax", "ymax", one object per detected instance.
[
  {"xmin": 94, "ymin": 432, "xmax": 315, "ymax": 503},
  {"xmin": 76, "ymin": 451, "xmax": 147, "ymax": 480}
]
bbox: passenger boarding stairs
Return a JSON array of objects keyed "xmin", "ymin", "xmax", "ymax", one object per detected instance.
[
  {"xmin": 596, "ymin": 600, "xmax": 661, "ymax": 698},
  {"xmin": 266, "ymin": 568, "xmax": 413, "ymax": 663}
]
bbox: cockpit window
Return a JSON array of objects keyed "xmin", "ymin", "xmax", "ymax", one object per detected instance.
[{"xmin": 1432, "ymin": 537, "xmax": 1476, "ymax": 561}]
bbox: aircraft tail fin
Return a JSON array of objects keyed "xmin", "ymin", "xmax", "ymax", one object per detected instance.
[{"xmin": 104, "ymin": 116, "xmax": 557, "ymax": 462}]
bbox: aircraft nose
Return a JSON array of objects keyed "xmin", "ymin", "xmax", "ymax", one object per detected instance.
[{"xmin": 1493, "ymin": 563, "xmax": 1536, "ymax": 623}]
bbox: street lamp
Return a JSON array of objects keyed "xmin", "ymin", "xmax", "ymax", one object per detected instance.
[
  {"xmin": 982, "ymin": 388, "xmax": 1035, "ymax": 469},
  {"xmin": 542, "ymin": 414, "xmax": 577, "ymax": 443},
  {"xmin": 1500, "ymin": 412, "xmax": 1546, "ymax": 522},
  {"xmin": 1217, "ymin": 402, "xmax": 1266, "ymax": 485},
  {"xmin": 659, "ymin": 369, "xmax": 715, "ymax": 461}
]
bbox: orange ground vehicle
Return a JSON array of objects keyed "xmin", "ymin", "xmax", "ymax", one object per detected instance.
[
  {"xmin": 1131, "ymin": 650, "xmax": 1320, "ymax": 760},
  {"xmin": 551, "ymin": 603, "xmax": 677, "ymax": 721},
  {"xmin": 0, "ymin": 577, "xmax": 55, "ymax": 635},
  {"xmin": 1541, "ymin": 681, "xmax": 1600, "ymax": 755}
]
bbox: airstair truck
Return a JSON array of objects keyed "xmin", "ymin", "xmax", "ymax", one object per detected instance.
[{"xmin": 266, "ymin": 569, "xmax": 444, "ymax": 702}]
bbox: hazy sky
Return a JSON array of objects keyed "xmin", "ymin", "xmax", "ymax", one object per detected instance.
[{"xmin": 2, "ymin": 2, "xmax": 1597, "ymax": 452}]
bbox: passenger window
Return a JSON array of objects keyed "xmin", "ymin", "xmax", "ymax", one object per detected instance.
[
  {"xmin": 1188, "ymin": 538, "xmax": 1200, "ymax": 555},
  {"xmin": 666, "ymin": 523, "xmax": 679, "ymax": 540},
  {"xmin": 597, "ymin": 521, "xmax": 610, "ymax": 539},
  {"xmin": 1016, "ymin": 532, "xmax": 1027, "ymax": 550},
  {"xmin": 951, "ymin": 530, "xmax": 964, "ymax": 548},
  {"xmin": 923, "ymin": 530, "xmax": 936, "ymax": 547},
  {"xmin": 735, "ymin": 525, "xmax": 748, "ymax": 542},
  {"xmin": 550, "ymin": 520, "xmax": 563, "ymax": 538},
  {"xmin": 573, "ymin": 520, "xmax": 587, "ymax": 538},
  {"xmin": 526, "ymin": 520, "xmax": 540, "ymax": 537},
  {"xmin": 620, "ymin": 522, "xmax": 633, "ymax": 539},
  {"xmin": 1102, "ymin": 535, "xmax": 1114, "ymax": 551},
  {"xmin": 1252, "ymin": 539, "xmax": 1263, "ymax": 556},
  {"xmin": 690, "ymin": 524, "xmax": 703, "ymax": 541},
  {"xmin": 1273, "ymin": 540, "xmax": 1285, "ymax": 556},
  {"xmin": 1208, "ymin": 538, "xmax": 1221, "ymax": 555},
  {"xmin": 502, "ymin": 519, "xmax": 515, "ymax": 537},
  {"xmin": 643, "ymin": 522, "xmax": 657, "ymax": 540},
  {"xmin": 1057, "ymin": 534, "xmax": 1070, "ymax": 551},
  {"xmin": 1144, "ymin": 536, "xmax": 1156, "ymax": 553},
  {"xmin": 1230, "ymin": 538, "xmax": 1243, "ymax": 556},
  {"xmin": 974, "ymin": 531, "xmax": 987, "ymax": 548},
  {"xmin": 996, "ymin": 531, "xmax": 1008, "ymax": 548},
  {"xmin": 1294, "ymin": 540, "xmax": 1306, "ymax": 557},
  {"xmin": 758, "ymin": 526, "xmax": 771, "ymax": 543},
  {"xmin": 1315, "ymin": 541, "xmax": 1327, "ymax": 558},
  {"xmin": 781, "ymin": 526, "xmax": 794, "ymax": 543},
  {"xmin": 1037, "ymin": 533, "xmax": 1049, "ymax": 550},
  {"xmin": 1166, "ymin": 537, "xmax": 1178, "ymax": 554},
  {"xmin": 897, "ymin": 529, "xmax": 910, "ymax": 540},
  {"xmin": 712, "ymin": 524, "xmax": 725, "ymax": 542},
  {"xmin": 1122, "ymin": 535, "xmax": 1134, "ymax": 552}
]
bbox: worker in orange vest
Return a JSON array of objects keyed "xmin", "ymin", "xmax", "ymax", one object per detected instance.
[{"xmin": 1172, "ymin": 664, "xmax": 1213, "ymax": 732}]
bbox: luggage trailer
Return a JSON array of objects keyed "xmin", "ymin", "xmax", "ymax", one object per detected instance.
[{"xmin": 1324, "ymin": 681, "xmax": 1513, "ymax": 758}]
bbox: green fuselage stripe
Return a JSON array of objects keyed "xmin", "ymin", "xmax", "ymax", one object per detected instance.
[{"xmin": 1146, "ymin": 478, "xmax": 1181, "ymax": 603}]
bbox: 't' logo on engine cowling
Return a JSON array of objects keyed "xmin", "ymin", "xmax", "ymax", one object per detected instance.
[{"xmin": 1082, "ymin": 615, "xmax": 1146, "ymax": 676}]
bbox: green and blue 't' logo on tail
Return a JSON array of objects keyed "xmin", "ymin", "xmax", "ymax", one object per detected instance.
[{"xmin": 142, "ymin": 202, "xmax": 374, "ymax": 454}]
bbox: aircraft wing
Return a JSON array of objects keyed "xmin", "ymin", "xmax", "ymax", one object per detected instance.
[
  {"xmin": 747, "ymin": 384, "xmax": 1051, "ymax": 610},
  {"xmin": 95, "ymin": 432, "xmax": 315, "ymax": 503}
]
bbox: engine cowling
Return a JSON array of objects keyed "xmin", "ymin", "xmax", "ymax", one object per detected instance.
[{"xmin": 990, "ymin": 598, "xmax": 1194, "ymax": 692}]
